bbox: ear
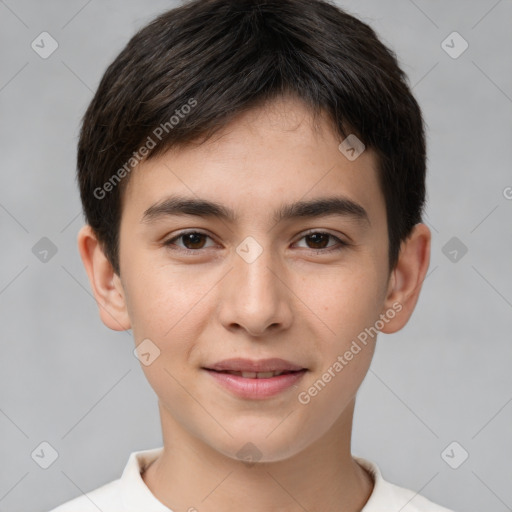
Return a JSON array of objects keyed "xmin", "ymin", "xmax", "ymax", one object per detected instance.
[
  {"xmin": 77, "ymin": 224, "xmax": 131, "ymax": 331},
  {"xmin": 379, "ymin": 223, "xmax": 431, "ymax": 334}
]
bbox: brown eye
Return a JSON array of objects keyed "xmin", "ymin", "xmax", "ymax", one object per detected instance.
[
  {"xmin": 180, "ymin": 233, "xmax": 207, "ymax": 249},
  {"xmin": 164, "ymin": 231, "xmax": 214, "ymax": 252},
  {"xmin": 295, "ymin": 231, "xmax": 349, "ymax": 253},
  {"xmin": 305, "ymin": 233, "xmax": 330, "ymax": 249}
]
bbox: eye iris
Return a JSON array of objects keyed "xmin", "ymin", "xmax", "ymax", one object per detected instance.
[
  {"xmin": 307, "ymin": 233, "xmax": 329, "ymax": 249},
  {"xmin": 176, "ymin": 233, "xmax": 337, "ymax": 251},
  {"xmin": 183, "ymin": 233, "xmax": 206, "ymax": 249}
]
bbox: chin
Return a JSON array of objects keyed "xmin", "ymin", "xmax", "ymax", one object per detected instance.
[{"xmin": 204, "ymin": 424, "xmax": 312, "ymax": 466}]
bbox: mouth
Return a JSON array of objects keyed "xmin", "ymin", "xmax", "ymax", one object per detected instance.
[
  {"xmin": 202, "ymin": 358, "xmax": 308, "ymax": 399},
  {"xmin": 207, "ymin": 369, "xmax": 303, "ymax": 379},
  {"xmin": 203, "ymin": 357, "xmax": 307, "ymax": 374}
]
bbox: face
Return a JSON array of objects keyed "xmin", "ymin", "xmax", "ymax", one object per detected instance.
[{"xmin": 113, "ymin": 95, "xmax": 396, "ymax": 462}]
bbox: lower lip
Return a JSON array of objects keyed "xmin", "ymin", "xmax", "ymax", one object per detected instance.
[{"xmin": 204, "ymin": 369, "xmax": 307, "ymax": 399}]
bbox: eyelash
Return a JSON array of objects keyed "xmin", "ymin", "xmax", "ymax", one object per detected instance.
[{"xmin": 162, "ymin": 230, "xmax": 350, "ymax": 255}]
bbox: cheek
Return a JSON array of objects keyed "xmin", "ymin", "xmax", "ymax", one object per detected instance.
[
  {"xmin": 294, "ymin": 339, "xmax": 374, "ymax": 450},
  {"xmin": 296, "ymin": 263, "xmax": 385, "ymax": 346},
  {"xmin": 123, "ymin": 266, "xmax": 218, "ymax": 407},
  {"xmin": 293, "ymin": 270, "xmax": 381, "ymax": 426},
  {"xmin": 124, "ymin": 260, "xmax": 210, "ymax": 339},
  {"xmin": 124, "ymin": 268, "xmax": 208, "ymax": 417}
]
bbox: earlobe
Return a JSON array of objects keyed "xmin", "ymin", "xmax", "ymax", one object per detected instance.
[
  {"xmin": 379, "ymin": 223, "xmax": 431, "ymax": 334},
  {"xmin": 77, "ymin": 225, "xmax": 131, "ymax": 331}
]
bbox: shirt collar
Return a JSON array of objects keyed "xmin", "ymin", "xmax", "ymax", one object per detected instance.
[
  {"xmin": 119, "ymin": 446, "xmax": 170, "ymax": 511},
  {"xmin": 353, "ymin": 455, "xmax": 400, "ymax": 511}
]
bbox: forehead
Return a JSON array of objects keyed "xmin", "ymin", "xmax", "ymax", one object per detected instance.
[{"xmin": 121, "ymin": 95, "xmax": 385, "ymax": 229}]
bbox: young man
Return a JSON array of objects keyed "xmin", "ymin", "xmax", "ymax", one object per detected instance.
[{"xmin": 50, "ymin": 0, "xmax": 456, "ymax": 510}]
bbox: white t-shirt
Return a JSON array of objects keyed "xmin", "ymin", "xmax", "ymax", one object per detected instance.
[{"xmin": 48, "ymin": 447, "xmax": 456, "ymax": 512}]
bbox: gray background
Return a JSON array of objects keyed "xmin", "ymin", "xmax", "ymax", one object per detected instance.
[{"xmin": 0, "ymin": 1, "xmax": 511, "ymax": 511}]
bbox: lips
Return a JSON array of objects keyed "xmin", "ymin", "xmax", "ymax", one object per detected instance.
[
  {"xmin": 211, "ymin": 369, "xmax": 297, "ymax": 379},
  {"xmin": 204, "ymin": 357, "xmax": 306, "ymax": 376},
  {"xmin": 203, "ymin": 359, "xmax": 308, "ymax": 399}
]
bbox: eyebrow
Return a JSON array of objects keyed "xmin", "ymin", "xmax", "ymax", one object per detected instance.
[{"xmin": 141, "ymin": 194, "xmax": 370, "ymax": 226}]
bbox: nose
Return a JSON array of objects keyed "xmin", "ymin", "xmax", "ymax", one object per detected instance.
[{"xmin": 217, "ymin": 243, "xmax": 293, "ymax": 337}]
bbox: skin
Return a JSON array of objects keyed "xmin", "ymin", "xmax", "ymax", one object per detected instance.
[{"xmin": 78, "ymin": 95, "xmax": 430, "ymax": 512}]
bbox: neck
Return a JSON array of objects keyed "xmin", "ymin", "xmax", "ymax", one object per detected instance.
[{"xmin": 142, "ymin": 399, "xmax": 374, "ymax": 512}]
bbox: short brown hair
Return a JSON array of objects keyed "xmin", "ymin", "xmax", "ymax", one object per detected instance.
[{"xmin": 77, "ymin": 0, "xmax": 426, "ymax": 276}]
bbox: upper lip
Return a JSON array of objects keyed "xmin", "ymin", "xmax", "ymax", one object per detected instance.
[{"xmin": 204, "ymin": 358, "xmax": 306, "ymax": 373}]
